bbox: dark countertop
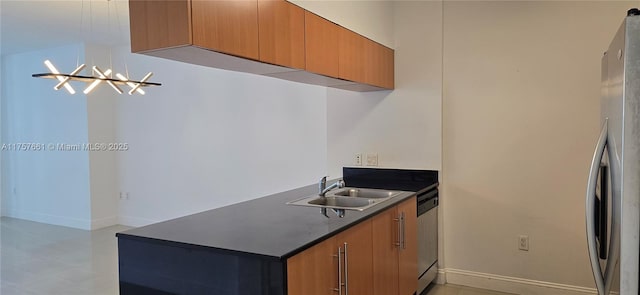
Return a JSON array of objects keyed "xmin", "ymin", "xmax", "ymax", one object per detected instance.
[
  {"xmin": 117, "ymin": 168, "xmax": 439, "ymax": 261},
  {"xmin": 116, "ymin": 183, "xmax": 416, "ymax": 259}
]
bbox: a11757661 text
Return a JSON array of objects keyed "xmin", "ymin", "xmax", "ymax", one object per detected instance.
[{"xmin": 1, "ymin": 143, "xmax": 129, "ymax": 152}]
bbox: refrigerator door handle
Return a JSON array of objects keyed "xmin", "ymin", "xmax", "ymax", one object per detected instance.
[
  {"xmin": 603, "ymin": 141, "xmax": 620, "ymax": 295},
  {"xmin": 586, "ymin": 119, "xmax": 608, "ymax": 295}
]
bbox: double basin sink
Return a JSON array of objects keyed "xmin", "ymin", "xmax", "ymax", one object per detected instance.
[{"xmin": 287, "ymin": 187, "xmax": 403, "ymax": 211}]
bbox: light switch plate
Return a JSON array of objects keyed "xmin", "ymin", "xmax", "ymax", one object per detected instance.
[{"xmin": 366, "ymin": 153, "xmax": 378, "ymax": 166}]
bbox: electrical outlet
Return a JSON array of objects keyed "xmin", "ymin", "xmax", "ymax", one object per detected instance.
[
  {"xmin": 519, "ymin": 235, "xmax": 529, "ymax": 251},
  {"xmin": 355, "ymin": 153, "xmax": 362, "ymax": 166},
  {"xmin": 119, "ymin": 192, "xmax": 130, "ymax": 200},
  {"xmin": 366, "ymin": 153, "xmax": 378, "ymax": 166}
]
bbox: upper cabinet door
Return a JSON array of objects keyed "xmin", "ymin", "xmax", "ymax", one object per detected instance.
[
  {"xmin": 304, "ymin": 11, "xmax": 339, "ymax": 77},
  {"xmin": 191, "ymin": 0, "xmax": 260, "ymax": 60},
  {"xmin": 339, "ymin": 28, "xmax": 395, "ymax": 89},
  {"xmin": 338, "ymin": 27, "xmax": 367, "ymax": 84},
  {"xmin": 128, "ymin": 0, "xmax": 192, "ymax": 53},
  {"xmin": 128, "ymin": 0, "xmax": 394, "ymax": 91},
  {"xmin": 366, "ymin": 40, "xmax": 395, "ymax": 89},
  {"xmin": 257, "ymin": 0, "xmax": 305, "ymax": 69}
]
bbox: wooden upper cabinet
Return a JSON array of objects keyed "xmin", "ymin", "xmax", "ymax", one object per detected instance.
[
  {"xmin": 257, "ymin": 0, "xmax": 305, "ymax": 69},
  {"xmin": 366, "ymin": 39, "xmax": 395, "ymax": 89},
  {"xmin": 398, "ymin": 198, "xmax": 418, "ymax": 295},
  {"xmin": 128, "ymin": 0, "xmax": 192, "ymax": 53},
  {"xmin": 338, "ymin": 27, "xmax": 367, "ymax": 84},
  {"xmin": 339, "ymin": 28, "xmax": 395, "ymax": 89},
  {"xmin": 304, "ymin": 11, "xmax": 339, "ymax": 78},
  {"xmin": 128, "ymin": 0, "xmax": 394, "ymax": 91},
  {"xmin": 191, "ymin": 0, "xmax": 260, "ymax": 60}
]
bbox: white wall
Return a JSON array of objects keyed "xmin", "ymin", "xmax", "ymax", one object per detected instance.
[
  {"xmin": 288, "ymin": 0, "xmax": 395, "ymax": 48},
  {"xmin": 442, "ymin": 1, "xmax": 634, "ymax": 293},
  {"xmin": 326, "ymin": 1, "xmax": 442, "ymax": 177},
  {"xmin": 85, "ymin": 44, "xmax": 119, "ymax": 229},
  {"xmin": 113, "ymin": 47, "xmax": 328, "ymax": 226},
  {"xmin": 1, "ymin": 44, "xmax": 93, "ymax": 229},
  {"xmin": 1, "ymin": 43, "xmax": 329, "ymax": 228}
]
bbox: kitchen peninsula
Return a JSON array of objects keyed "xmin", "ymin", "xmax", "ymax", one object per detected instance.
[{"xmin": 116, "ymin": 168, "xmax": 437, "ymax": 295}]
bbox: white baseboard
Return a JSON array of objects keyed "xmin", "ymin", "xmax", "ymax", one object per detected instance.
[
  {"xmin": 118, "ymin": 215, "xmax": 158, "ymax": 227},
  {"xmin": 4, "ymin": 209, "xmax": 92, "ymax": 230},
  {"xmin": 443, "ymin": 268, "xmax": 603, "ymax": 295},
  {"xmin": 436, "ymin": 269, "xmax": 447, "ymax": 284},
  {"xmin": 91, "ymin": 216, "xmax": 118, "ymax": 230}
]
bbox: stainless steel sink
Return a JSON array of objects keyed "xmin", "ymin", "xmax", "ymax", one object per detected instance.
[
  {"xmin": 307, "ymin": 196, "xmax": 374, "ymax": 208},
  {"xmin": 286, "ymin": 187, "xmax": 404, "ymax": 211},
  {"xmin": 332, "ymin": 188, "xmax": 396, "ymax": 199}
]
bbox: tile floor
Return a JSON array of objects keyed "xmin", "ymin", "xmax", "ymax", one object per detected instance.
[
  {"xmin": 1, "ymin": 217, "xmax": 130, "ymax": 294},
  {"xmin": 1, "ymin": 216, "xmax": 512, "ymax": 295}
]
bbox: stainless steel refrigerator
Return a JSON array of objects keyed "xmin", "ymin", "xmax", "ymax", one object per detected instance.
[{"xmin": 586, "ymin": 8, "xmax": 640, "ymax": 295}]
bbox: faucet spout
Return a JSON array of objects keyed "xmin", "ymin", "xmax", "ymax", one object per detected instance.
[
  {"xmin": 320, "ymin": 179, "xmax": 345, "ymax": 196},
  {"xmin": 318, "ymin": 176, "xmax": 327, "ymax": 195},
  {"xmin": 317, "ymin": 176, "xmax": 347, "ymax": 218}
]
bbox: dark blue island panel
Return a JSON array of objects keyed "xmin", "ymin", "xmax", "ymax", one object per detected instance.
[{"xmin": 118, "ymin": 237, "xmax": 285, "ymax": 295}]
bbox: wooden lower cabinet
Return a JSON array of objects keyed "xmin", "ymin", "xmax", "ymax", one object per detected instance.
[
  {"xmin": 287, "ymin": 220, "xmax": 373, "ymax": 295},
  {"xmin": 397, "ymin": 198, "xmax": 418, "ymax": 295},
  {"xmin": 287, "ymin": 236, "xmax": 337, "ymax": 295},
  {"xmin": 372, "ymin": 207, "xmax": 400, "ymax": 295},
  {"xmin": 334, "ymin": 220, "xmax": 374, "ymax": 295},
  {"xmin": 372, "ymin": 197, "xmax": 417, "ymax": 295},
  {"xmin": 287, "ymin": 197, "xmax": 417, "ymax": 295}
]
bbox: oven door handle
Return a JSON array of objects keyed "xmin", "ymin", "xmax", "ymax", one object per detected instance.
[{"xmin": 417, "ymin": 190, "xmax": 438, "ymax": 203}]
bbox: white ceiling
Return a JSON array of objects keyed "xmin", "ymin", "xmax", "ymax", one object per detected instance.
[{"xmin": 1, "ymin": 0, "xmax": 131, "ymax": 56}]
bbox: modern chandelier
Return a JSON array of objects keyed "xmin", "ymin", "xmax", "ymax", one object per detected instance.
[
  {"xmin": 31, "ymin": 0, "xmax": 161, "ymax": 95},
  {"xmin": 32, "ymin": 60, "xmax": 160, "ymax": 95}
]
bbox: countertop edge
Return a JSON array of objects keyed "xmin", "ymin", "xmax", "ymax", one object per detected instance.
[
  {"xmin": 116, "ymin": 232, "xmax": 282, "ymax": 261},
  {"xmin": 116, "ymin": 191, "xmax": 417, "ymax": 260}
]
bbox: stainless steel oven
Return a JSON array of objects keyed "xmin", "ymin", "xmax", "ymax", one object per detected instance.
[{"xmin": 417, "ymin": 188, "xmax": 438, "ymax": 294}]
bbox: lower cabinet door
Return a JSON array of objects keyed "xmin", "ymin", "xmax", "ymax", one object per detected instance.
[
  {"xmin": 287, "ymin": 236, "xmax": 337, "ymax": 295},
  {"xmin": 335, "ymin": 220, "xmax": 374, "ymax": 295},
  {"xmin": 398, "ymin": 198, "xmax": 418, "ymax": 295},
  {"xmin": 372, "ymin": 206, "xmax": 400, "ymax": 295},
  {"xmin": 287, "ymin": 200, "xmax": 412, "ymax": 295}
]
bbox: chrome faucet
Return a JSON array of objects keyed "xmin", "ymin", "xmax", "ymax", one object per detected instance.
[
  {"xmin": 318, "ymin": 177, "xmax": 345, "ymax": 196},
  {"xmin": 318, "ymin": 177, "xmax": 346, "ymax": 218}
]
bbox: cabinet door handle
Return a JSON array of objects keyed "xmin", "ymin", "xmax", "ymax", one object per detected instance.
[
  {"xmin": 343, "ymin": 242, "xmax": 349, "ymax": 295},
  {"xmin": 394, "ymin": 216, "xmax": 401, "ymax": 247},
  {"xmin": 334, "ymin": 247, "xmax": 342, "ymax": 295},
  {"xmin": 401, "ymin": 212, "xmax": 406, "ymax": 250}
]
